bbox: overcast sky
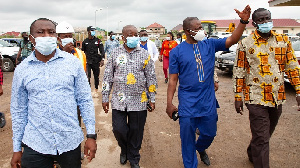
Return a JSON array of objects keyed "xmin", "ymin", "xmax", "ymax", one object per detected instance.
[{"xmin": 0, "ymin": 0, "xmax": 299, "ymax": 33}]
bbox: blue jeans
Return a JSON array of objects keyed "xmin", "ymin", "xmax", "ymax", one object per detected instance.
[
  {"xmin": 179, "ymin": 113, "xmax": 218, "ymax": 168},
  {"xmin": 21, "ymin": 144, "xmax": 81, "ymax": 168}
]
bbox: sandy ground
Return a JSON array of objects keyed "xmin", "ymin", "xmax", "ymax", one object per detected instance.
[{"xmin": 0, "ymin": 61, "xmax": 299, "ymax": 168}]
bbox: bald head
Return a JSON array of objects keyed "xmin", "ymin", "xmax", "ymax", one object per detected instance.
[
  {"xmin": 183, "ymin": 17, "xmax": 199, "ymax": 30},
  {"xmin": 122, "ymin": 25, "xmax": 137, "ymax": 35}
]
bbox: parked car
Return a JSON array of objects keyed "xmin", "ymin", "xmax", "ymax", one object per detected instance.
[
  {"xmin": 0, "ymin": 39, "xmax": 19, "ymax": 72},
  {"xmin": 215, "ymin": 44, "xmax": 237, "ymax": 73},
  {"xmin": 284, "ymin": 40, "xmax": 300, "ymax": 82},
  {"xmin": 1, "ymin": 38, "xmax": 22, "ymax": 47}
]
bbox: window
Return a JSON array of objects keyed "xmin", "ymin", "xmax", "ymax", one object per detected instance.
[{"xmin": 283, "ymin": 30, "xmax": 288, "ymax": 34}]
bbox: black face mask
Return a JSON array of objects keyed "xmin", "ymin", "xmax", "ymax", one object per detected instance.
[{"xmin": 23, "ymin": 37, "xmax": 28, "ymax": 41}]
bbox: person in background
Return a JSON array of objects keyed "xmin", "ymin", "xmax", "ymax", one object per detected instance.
[
  {"xmin": 102, "ymin": 25, "xmax": 157, "ymax": 168},
  {"xmin": 0, "ymin": 66, "xmax": 5, "ymax": 128},
  {"xmin": 105, "ymin": 31, "xmax": 120, "ymax": 59},
  {"xmin": 154, "ymin": 36, "xmax": 162, "ymax": 53},
  {"xmin": 82, "ymin": 26, "xmax": 105, "ymax": 98},
  {"xmin": 166, "ymin": 5, "xmax": 251, "ymax": 168},
  {"xmin": 10, "ymin": 18, "xmax": 97, "ymax": 168},
  {"xmin": 233, "ymin": 8, "xmax": 300, "ymax": 168},
  {"xmin": 16, "ymin": 32, "xmax": 33, "ymax": 64},
  {"xmin": 159, "ymin": 32, "xmax": 178, "ymax": 83},
  {"xmin": 139, "ymin": 30, "xmax": 159, "ymax": 62},
  {"xmin": 175, "ymin": 32, "xmax": 184, "ymax": 44}
]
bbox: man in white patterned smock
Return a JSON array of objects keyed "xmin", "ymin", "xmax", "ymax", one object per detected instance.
[{"xmin": 102, "ymin": 25, "xmax": 157, "ymax": 168}]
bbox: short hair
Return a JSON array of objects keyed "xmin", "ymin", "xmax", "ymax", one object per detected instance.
[
  {"xmin": 108, "ymin": 31, "xmax": 114, "ymax": 36},
  {"xmin": 122, "ymin": 25, "xmax": 136, "ymax": 35},
  {"xmin": 167, "ymin": 32, "xmax": 174, "ymax": 40},
  {"xmin": 30, "ymin": 18, "xmax": 56, "ymax": 34},
  {"xmin": 140, "ymin": 29, "xmax": 147, "ymax": 33},
  {"xmin": 183, "ymin": 17, "xmax": 199, "ymax": 30},
  {"xmin": 21, "ymin": 32, "xmax": 27, "ymax": 36},
  {"xmin": 252, "ymin": 8, "xmax": 271, "ymax": 22}
]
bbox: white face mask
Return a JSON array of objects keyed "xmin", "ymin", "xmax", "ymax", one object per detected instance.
[
  {"xmin": 61, "ymin": 38, "xmax": 73, "ymax": 47},
  {"xmin": 190, "ymin": 30, "xmax": 206, "ymax": 41},
  {"xmin": 166, "ymin": 37, "xmax": 171, "ymax": 41},
  {"xmin": 31, "ymin": 35, "xmax": 57, "ymax": 56}
]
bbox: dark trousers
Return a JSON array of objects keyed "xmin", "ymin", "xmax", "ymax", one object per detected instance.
[
  {"xmin": 112, "ymin": 109, "xmax": 147, "ymax": 165},
  {"xmin": 21, "ymin": 145, "xmax": 81, "ymax": 168},
  {"xmin": 87, "ymin": 62, "xmax": 100, "ymax": 89},
  {"xmin": 246, "ymin": 104, "xmax": 282, "ymax": 168}
]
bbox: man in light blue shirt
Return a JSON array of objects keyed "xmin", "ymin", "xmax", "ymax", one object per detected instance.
[
  {"xmin": 104, "ymin": 31, "xmax": 120, "ymax": 58},
  {"xmin": 10, "ymin": 18, "xmax": 97, "ymax": 168}
]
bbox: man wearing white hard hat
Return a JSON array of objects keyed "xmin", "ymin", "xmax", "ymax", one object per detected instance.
[{"xmin": 56, "ymin": 21, "xmax": 87, "ymax": 71}]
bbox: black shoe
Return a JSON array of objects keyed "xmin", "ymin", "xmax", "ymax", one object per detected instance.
[
  {"xmin": 120, "ymin": 154, "xmax": 127, "ymax": 165},
  {"xmin": 165, "ymin": 78, "xmax": 168, "ymax": 83},
  {"xmin": 130, "ymin": 163, "xmax": 140, "ymax": 168},
  {"xmin": 0, "ymin": 113, "xmax": 6, "ymax": 128},
  {"xmin": 199, "ymin": 150, "xmax": 210, "ymax": 166}
]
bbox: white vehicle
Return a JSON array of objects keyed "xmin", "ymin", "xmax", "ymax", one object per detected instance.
[
  {"xmin": 0, "ymin": 39, "xmax": 19, "ymax": 71},
  {"xmin": 284, "ymin": 40, "xmax": 300, "ymax": 83}
]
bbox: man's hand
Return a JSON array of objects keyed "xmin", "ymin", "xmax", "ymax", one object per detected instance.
[
  {"xmin": 148, "ymin": 102, "xmax": 155, "ymax": 112},
  {"xmin": 63, "ymin": 43, "xmax": 75, "ymax": 53},
  {"xmin": 159, "ymin": 55, "xmax": 163, "ymax": 62},
  {"xmin": 100, "ymin": 60, "xmax": 104, "ymax": 67},
  {"xmin": 102, "ymin": 102, "xmax": 109, "ymax": 113},
  {"xmin": 11, "ymin": 152, "xmax": 22, "ymax": 168},
  {"xmin": 296, "ymin": 95, "xmax": 300, "ymax": 111},
  {"xmin": 0, "ymin": 86, "xmax": 3, "ymax": 96},
  {"xmin": 166, "ymin": 104, "xmax": 178, "ymax": 119},
  {"xmin": 234, "ymin": 5, "xmax": 251, "ymax": 21},
  {"xmin": 214, "ymin": 82, "xmax": 219, "ymax": 91},
  {"xmin": 235, "ymin": 100, "xmax": 243, "ymax": 115},
  {"xmin": 84, "ymin": 138, "xmax": 97, "ymax": 162},
  {"xmin": 15, "ymin": 58, "xmax": 19, "ymax": 65}
]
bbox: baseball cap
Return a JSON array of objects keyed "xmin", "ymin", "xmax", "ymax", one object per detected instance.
[{"xmin": 87, "ymin": 26, "xmax": 96, "ymax": 31}]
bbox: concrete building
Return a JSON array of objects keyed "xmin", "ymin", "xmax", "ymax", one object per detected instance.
[{"xmin": 146, "ymin": 22, "xmax": 165, "ymax": 37}]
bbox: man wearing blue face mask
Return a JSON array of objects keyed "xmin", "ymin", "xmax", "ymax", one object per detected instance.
[
  {"xmin": 10, "ymin": 18, "xmax": 97, "ymax": 168},
  {"xmin": 167, "ymin": 5, "xmax": 251, "ymax": 168},
  {"xmin": 102, "ymin": 25, "xmax": 157, "ymax": 168},
  {"xmin": 104, "ymin": 31, "xmax": 120, "ymax": 59},
  {"xmin": 82, "ymin": 26, "xmax": 105, "ymax": 98},
  {"xmin": 139, "ymin": 30, "xmax": 159, "ymax": 62},
  {"xmin": 233, "ymin": 8, "xmax": 300, "ymax": 168}
]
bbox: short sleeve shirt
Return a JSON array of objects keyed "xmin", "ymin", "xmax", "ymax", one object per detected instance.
[{"xmin": 169, "ymin": 38, "xmax": 227, "ymax": 117}]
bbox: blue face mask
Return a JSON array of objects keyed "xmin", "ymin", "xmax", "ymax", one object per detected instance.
[
  {"xmin": 177, "ymin": 38, "xmax": 181, "ymax": 41},
  {"xmin": 257, "ymin": 21, "xmax": 273, "ymax": 33},
  {"xmin": 91, "ymin": 31, "xmax": 95, "ymax": 36},
  {"xmin": 140, "ymin": 37, "xmax": 148, "ymax": 42},
  {"xmin": 111, "ymin": 35, "xmax": 116, "ymax": 40},
  {"xmin": 126, "ymin": 37, "xmax": 139, "ymax": 48}
]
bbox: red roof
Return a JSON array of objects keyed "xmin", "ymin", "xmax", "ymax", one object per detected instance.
[
  {"xmin": 147, "ymin": 22, "xmax": 164, "ymax": 28},
  {"xmin": 203, "ymin": 19, "xmax": 300, "ymax": 28},
  {"xmin": 171, "ymin": 24, "xmax": 183, "ymax": 31},
  {"xmin": 2, "ymin": 31, "xmax": 21, "ymax": 37}
]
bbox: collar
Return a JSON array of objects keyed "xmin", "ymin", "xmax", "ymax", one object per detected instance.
[
  {"xmin": 121, "ymin": 44, "xmax": 142, "ymax": 53},
  {"xmin": 254, "ymin": 30, "xmax": 276, "ymax": 40},
  {"xmin": 27, "ymin": 48, "xmax": 65, "ymax": 62}
]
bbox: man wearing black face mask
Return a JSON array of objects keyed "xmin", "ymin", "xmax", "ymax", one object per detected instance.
[
  {"xmin": 16, "ymin": 32, "xmax": 33, "ymax": 64},
  {"xmin": 166, "ymin": 5, "xmax": 251, "ymax": 168},
  {"xmin": 233, "ymin": 8, "xmax": 300, "ymax": 168}
]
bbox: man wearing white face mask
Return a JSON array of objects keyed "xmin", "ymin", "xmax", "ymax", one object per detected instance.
[
  {"xmin": 56, "ymin": 21, "xmax": 87, "ymax": 72},
  {"xmin": 166, "ymin": 5, "xmax": 251, "ymax": 168},
  {"xmin": 233, "ymin": 8, "xmax": 300, "ymax": 168},
  {"xmin": 102, "ymin": 25, "xmax": 157, "ymax": 168},
  {"xmin": 10, "ymin": 18, "xmax": 97, "ymax": 168}
]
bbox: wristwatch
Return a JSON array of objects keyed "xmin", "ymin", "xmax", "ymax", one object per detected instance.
[
  {"xmin": 86, "ymin": 134, "xmax": 97, "ymax": 140},
  {"xmin": 240, "ymin": 19, "xmax": 249, "ymax": 24}
]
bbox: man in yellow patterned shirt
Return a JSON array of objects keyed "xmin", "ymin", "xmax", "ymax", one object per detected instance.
[{"xmin": 233, "ymin": 8, "xmax": 300, "ymax": 168}]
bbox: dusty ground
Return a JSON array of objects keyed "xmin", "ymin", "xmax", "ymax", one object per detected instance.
[{"xmin": 0, "ymin": 61, "xmax": 299, "ymax": 168}]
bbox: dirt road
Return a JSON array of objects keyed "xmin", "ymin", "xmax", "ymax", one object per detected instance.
[{"xmin": 0, "ymin": 62, "xmax": 299, "ymax": 168}]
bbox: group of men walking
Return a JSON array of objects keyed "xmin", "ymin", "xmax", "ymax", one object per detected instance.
[{"xmin": 4, "ymin": 4, "xmax": 300, "ymax": 168}]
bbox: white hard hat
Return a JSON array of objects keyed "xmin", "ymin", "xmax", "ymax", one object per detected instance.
[{"xmin": 56, "ymin": 21, "xmax": 75, "ymax": 33}]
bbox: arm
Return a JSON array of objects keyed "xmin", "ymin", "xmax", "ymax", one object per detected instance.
[
  {"xmin": 166, "ymin": 74, "xmax": 178, "ymax": 118},
  {"xmin": 16, "ymin": 48, "xmax": 22, "ymax": 64},
  {"xmin": 225, "ymin": 5, "xmax": 251, "ymax": 48},
  {"xmin": 98, "ymin": 40, "xmax": 105, "ymax": 60},
  {"xmin": 0, "ymin": 69, "xmax": 3, "ymax": 96},
  {"xmin": 102, "ymin": 56, "xmax": 114, "ymax": 113},
  {"xmin": 214, "ymin": 67, "xmax": 219, "ymax": 91},
  {"xmin": 104, "ymin": 41, "xmax": 108, "ymax": 53},
  {"xmin": 284, "ymin": 40, "xmax": 300, "ymax": 108},
  {"xmin": 81, "ymin": 40, "xmax": 86, "ymax": 52},
  {"xmin": 152, "ymin": 42, "xmax": 159, "ymax": 62},
  {"xmin": 232, "ymin": 41, "xmax": 248, "ymax": 115},
  {"xmin": 144, "ymin": 54, "xmax": 157, "ymax": 111}
]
